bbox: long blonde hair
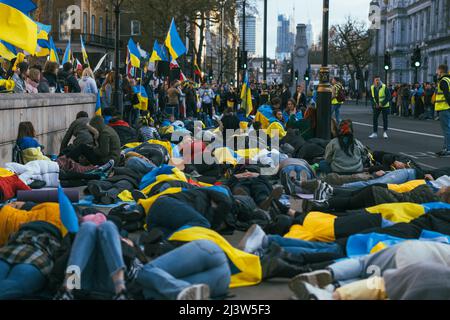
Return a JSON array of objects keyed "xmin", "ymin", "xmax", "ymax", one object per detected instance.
[{"xmin": 82, "ymin": 67, "xmax": 94, "ymax": 79}]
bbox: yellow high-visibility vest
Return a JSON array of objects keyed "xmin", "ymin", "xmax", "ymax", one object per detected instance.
[
  {"xmin": 371, "ymin": 84, "xmax": 390, "ymax": 108},
  {"xmin": 435, "ymin": 76, "xmax": 450, "ymax": 112}
]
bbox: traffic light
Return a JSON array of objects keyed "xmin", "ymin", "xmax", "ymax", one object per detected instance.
[
  {"xmin": 294, "ymin": 70, "xmax": 299, "ymax": 81},
  {"xmin": 241, "ymin": 50, "xmax": 248, "ymax": 70},
  {"xmin": 384, "ymin": 51, "xmax": 391, "ymax": 71},
  {"xmin": 208, "ymin": 69, "xmax": 213, "ymax": 81},
  {"xmin": 304, "ymin": 69, "xmax": 310, "ymax": 82},
  {"xmin": 412, "ymin": 46, "xmax": 421, "ymax": 68}
]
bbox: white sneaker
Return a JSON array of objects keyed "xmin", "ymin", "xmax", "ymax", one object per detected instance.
[
  {"xmin": 383, "ymin": 132, "xmax": 388, "ymax": 139},
  {"xmin": 238, "ymin": 224, "xmax": 267, "ymax": 254},
  {"xmin": 177, "ymin": 284, "xmax": 210, "ymax": 300},
  {"xmin": 289, "ymin": 280, "xmax": 334, "ymax": 300},
  {"xmin": 369, "ymin": 133, "xmax": 378, "ymax": 139}
]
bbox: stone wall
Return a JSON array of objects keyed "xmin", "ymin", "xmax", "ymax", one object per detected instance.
[{"xmin": 0, "ymin": 93, "xmax": 96, "ymax": 166}]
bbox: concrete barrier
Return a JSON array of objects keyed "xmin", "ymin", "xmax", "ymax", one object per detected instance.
[{"xmin": 0, "ymin": 93, "xmax": 96, "ymax": 166}]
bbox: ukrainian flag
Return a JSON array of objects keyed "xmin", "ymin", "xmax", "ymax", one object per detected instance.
[
  {"xmin": 95, "ymin": 91, "xmax": 102, "ymax": 116},
  {"xmin": 48, "ymin": 36, "xmax": 59, "ymax": 64},
  {"xmin": 164, "ymin": 18, "xmax": 186, "ymax": 60},
  {"xmin": 62, "ymin": 40, "xmax": 71, "ymax": 65},
  {"xmin": 35, "ymin": 25, "xmax": 51, "ymax": 57},
  {"xmin": 0, "ymin": 2, "xmax": 38, "ymax": 54},
  {"xmin": 240, "ymin": 71, "xmax": 253, "ymax": 117},
  {"xmin": 150, "ymin": 40, "xmax": 168, "ymax": 62},
  {"xmin": 0, "ymin": 40, "xmax": 17, "ymax": 60},
  {"xmin": 80, "ymin": 35, "xmax": 90, "ymax": 67},
  {"xmin": 0, "ymin": 0, "xmax": 37, "ymax": 14},
  {"xmin": 127, "ymin": 38, "xmax": 141, "ymax": 68},
  {"xmin": 133, "ymin": 85, "xmax": 149, "ymax": 111}
]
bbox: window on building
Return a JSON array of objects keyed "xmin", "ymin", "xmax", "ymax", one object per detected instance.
[
  {"xmin": 83, "ymin": 12, "xmax": 87, "ymax": 34},
  {"xmin": 106, "ymin": 17, "xmax": 110, "ymax": 38},
  {"xmin": 131, "ymin": 20, "xmax": 141, "ymax": 36},
  {"xmin": 91, "ymin": 15, "xmax": 95, "ymax": 35},
  {"xmin": 99, "ymin": 17, "xmax": 103, "ymax": 36}
]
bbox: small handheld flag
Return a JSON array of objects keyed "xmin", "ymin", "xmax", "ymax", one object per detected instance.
[
  {"xmin": 62, "ymin": 40, "xmax": 71, "ymax": 65},
  {"xmin": 127, "ymin": 38, "xmax": 141, "ymax": 68},
  {"xmin": 240, "ymin": 71, "xmax": 253, "ymax": 117},
  {"xmin": 95, "ymin": 91, "xmax": 102, "ymax": 116},
  {"xmin": 80, "ymin": 35, "xmax": 90, "ymax": 67}
]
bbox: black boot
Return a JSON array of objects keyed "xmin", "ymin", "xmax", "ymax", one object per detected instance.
[{"xmin": 261, "ymin": 243, "xmax": 312, "ymax": 279}]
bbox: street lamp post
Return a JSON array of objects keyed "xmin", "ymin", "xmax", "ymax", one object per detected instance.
[
  {"xmin": 242, "ymin": 0, "xmax": 247, "ymax": 80},
  {"xmin": 113, "ymin": 0, "xmax": 124, "ymax": 115},
  {"xmin": 263, "ymin": 0, "xmax": 267, "ymax": 82},
  {"xmin": 316, "ymin": 0, "xmax": 332, "ymax": 140}
]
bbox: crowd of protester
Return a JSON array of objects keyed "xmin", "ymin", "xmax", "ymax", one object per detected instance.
[{"xmin": 0, "ymin": 57, "xmax": 450, "ymax": 301}]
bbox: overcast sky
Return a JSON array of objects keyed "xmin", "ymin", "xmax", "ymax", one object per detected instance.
[{"xmin": 254, "ymin": 0, "xmax": 371, "ymax": 57}]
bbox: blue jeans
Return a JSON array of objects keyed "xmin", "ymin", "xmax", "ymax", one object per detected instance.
[
  {"xmin": 266, "ymin": 235, "xmax": 344, "ymax": 256},
  {"xmin": 67, "ymin": 222, "xmax": 125, "ymax": 294},
  {"xmin": 331, "ymin": 104, "xmax": 342, "ymax": 124},
  {"xmin": 341, "ymin": 168, "xmax": 416, "ymax": 190},
  {"xmin": 126, "ymin": 157, "xmax": 156, "ymax": 176},
  {"xmin": 147, "ymin": 197, "xmax": 211, "ymax": 237},
  {"xmin": 439, "ymin": 109, "xmax": 450, "ymax": 151},
  {"xmin": 0, "ymin": 260, "xmax": 46, "ymax": 300},
  {"xmin": 137, "ymin": 240, "xmax": 230, "ymax": 300}
]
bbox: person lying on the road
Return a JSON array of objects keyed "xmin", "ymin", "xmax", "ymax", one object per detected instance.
[
  {"xmin": 289, "ymin": 240, "xmax": 450, "ymax": 300},
  {"xmin": 302, "ymin": 184, "xmax": 450, "ymax": 213}
]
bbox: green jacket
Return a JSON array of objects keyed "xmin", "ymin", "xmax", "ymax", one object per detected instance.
[{"xmin": 89, "ymin": 116, "xmax": 121, "ymax": 164}]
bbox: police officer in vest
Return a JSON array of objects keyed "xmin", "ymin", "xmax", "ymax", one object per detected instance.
[
  {"xmin": 435, "ymin": 64, "xmax": 450, "ymax": 156},
  {"xmin": 331, "ymin": 77, "xmax": 344, "ymax": 124},
  {"xmin": 369, "ymin": 76, "xmax": 391, "ymax": 139}
]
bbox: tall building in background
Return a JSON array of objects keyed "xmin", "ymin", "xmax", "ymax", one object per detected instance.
[
  {"xmin": 276, "ymin": 14, "xmax": 295, "ymax": 61},
  {"xmin": 239, "ymin": 14, "xmax": 257, "ymax": 55},
  {"xmin": 306, "ymin": 20, "xmax": 313, "ymax": 47}
]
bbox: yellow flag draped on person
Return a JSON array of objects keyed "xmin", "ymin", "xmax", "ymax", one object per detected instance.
[{"xmin": 0, "ymin": 2, "xmax": 37, "ymax": 54}]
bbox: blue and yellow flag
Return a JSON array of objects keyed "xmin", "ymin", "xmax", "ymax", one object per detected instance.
[
  {"xmin": 80, "ymin": 35, "xmax": 90, "ymax": 67},
  {"xmin": 62, "ymin": 40, "xmax": 71, "ymax": 65},
  {"xmin": 165, "ymin": 18, "xmax": 187, "ymax": 60},
  {"xmin": 0, "ymin": 2, "xmax": 38, "ymax": 54},
  {"xmin": 48, "ymin": 36, "xmax": 59, "ymax": 64},
  {"xmin": 95, "ymin": 91, "xmax": 102, "ymax": 116},
  {"xmin": 0, "ymin": 40, "xmax": 17, "ymax": 60},
  {"xmin": 0, "ymin": 0, "xmax": 37, "ymax": 14},
  {"xmin": 35, "ymin": 23, "xmax": 51, "ymax": 57},
  {"xmin": 132, "ymin": 85, "xmax": 149, "ymax": 111},
  {"xmin": 150, "ymin": 40, "xmax": 168, "ymax": 62},
  {"xmin": 127, "ymin": 38, "xmax": 141, "ymax": 68},
  {"xmin": 240, "ymin": 71, "xmax": 253, "ymax": 117}
]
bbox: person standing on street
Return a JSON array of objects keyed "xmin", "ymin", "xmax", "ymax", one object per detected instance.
[
  {"xmin": 435, "ymin": 64, "xmax": 450, "ymax": 156},
  {"xmin": 369, "ymin": 76, "xmax": 391, "ymax": 139},
  {"xmin": 331, "ymin": 77, "xmax": 344, "ymax": 124}
]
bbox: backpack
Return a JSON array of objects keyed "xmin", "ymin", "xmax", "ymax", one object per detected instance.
[{"xmin": 336, "ymin": 85, "xmax": 347, "ymax": 103}]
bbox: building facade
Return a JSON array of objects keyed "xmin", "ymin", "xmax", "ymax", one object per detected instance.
[
  {"xmin": 370, "ymin": 0, "xmax": 450, "ymax": 84},
  {"xmin": 276, "ymin": 14, "xmax": 295, "ymax": 61}
]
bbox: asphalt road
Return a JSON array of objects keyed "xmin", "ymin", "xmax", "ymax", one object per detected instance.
[{"xmin": 341, "ymin": 103, "xmax": 449, "ymax": 170}]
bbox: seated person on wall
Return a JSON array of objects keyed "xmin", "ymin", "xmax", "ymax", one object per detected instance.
[
  {"xmin": 66, "ymin": 115, "xmax": 121, "ymax": 166},
  {"xmin": 15, "ymin": 121, "xmax": 50, "ymax": 164},
  {"xmin": 60, "ymin": 111, "xmax": 97, "ymax": 154}
]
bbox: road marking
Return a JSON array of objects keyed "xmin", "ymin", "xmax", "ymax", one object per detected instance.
[
  {"xmin": 352, "ymin": 121, "xmax": 444, "ymax": 139},
  {"xmin": 416, "ymin": 162, "xmax": 438, "ymax": 169}
]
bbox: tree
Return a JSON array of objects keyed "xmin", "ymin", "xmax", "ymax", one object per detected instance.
[{"xmin": 329, "ymin": 17, "xmax": 372, "ymax": 96}]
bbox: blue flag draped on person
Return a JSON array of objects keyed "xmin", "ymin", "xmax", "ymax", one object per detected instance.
[
  {"xmin": 62, "ymin": 40, "xmax": 71, "ymax": 65},
  {"xmin": 80, "ymin": 35, "xmax": 90, "ymax": 67},
  {"xmin": 240, "ymin": 71, "xmax": 253, "ymax": 117},
  {"xmin": 0, "ymin": 1, "xmax": 38, "ymax": 54},
  {"xmin": 58, "ymin": 185, "xmax": 79, "ymax": 233},
  {"xmin": 127, "ymin": 38, "xmax": 141, "ymax": 68},
  {"xmin": 164, "ymin": 18, "xmax": 187, "ymax": 60}
]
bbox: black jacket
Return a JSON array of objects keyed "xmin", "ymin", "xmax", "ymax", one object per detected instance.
[{"xmin": 57, "ymin": 70, "xmax": 81, "ymax": 93}]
